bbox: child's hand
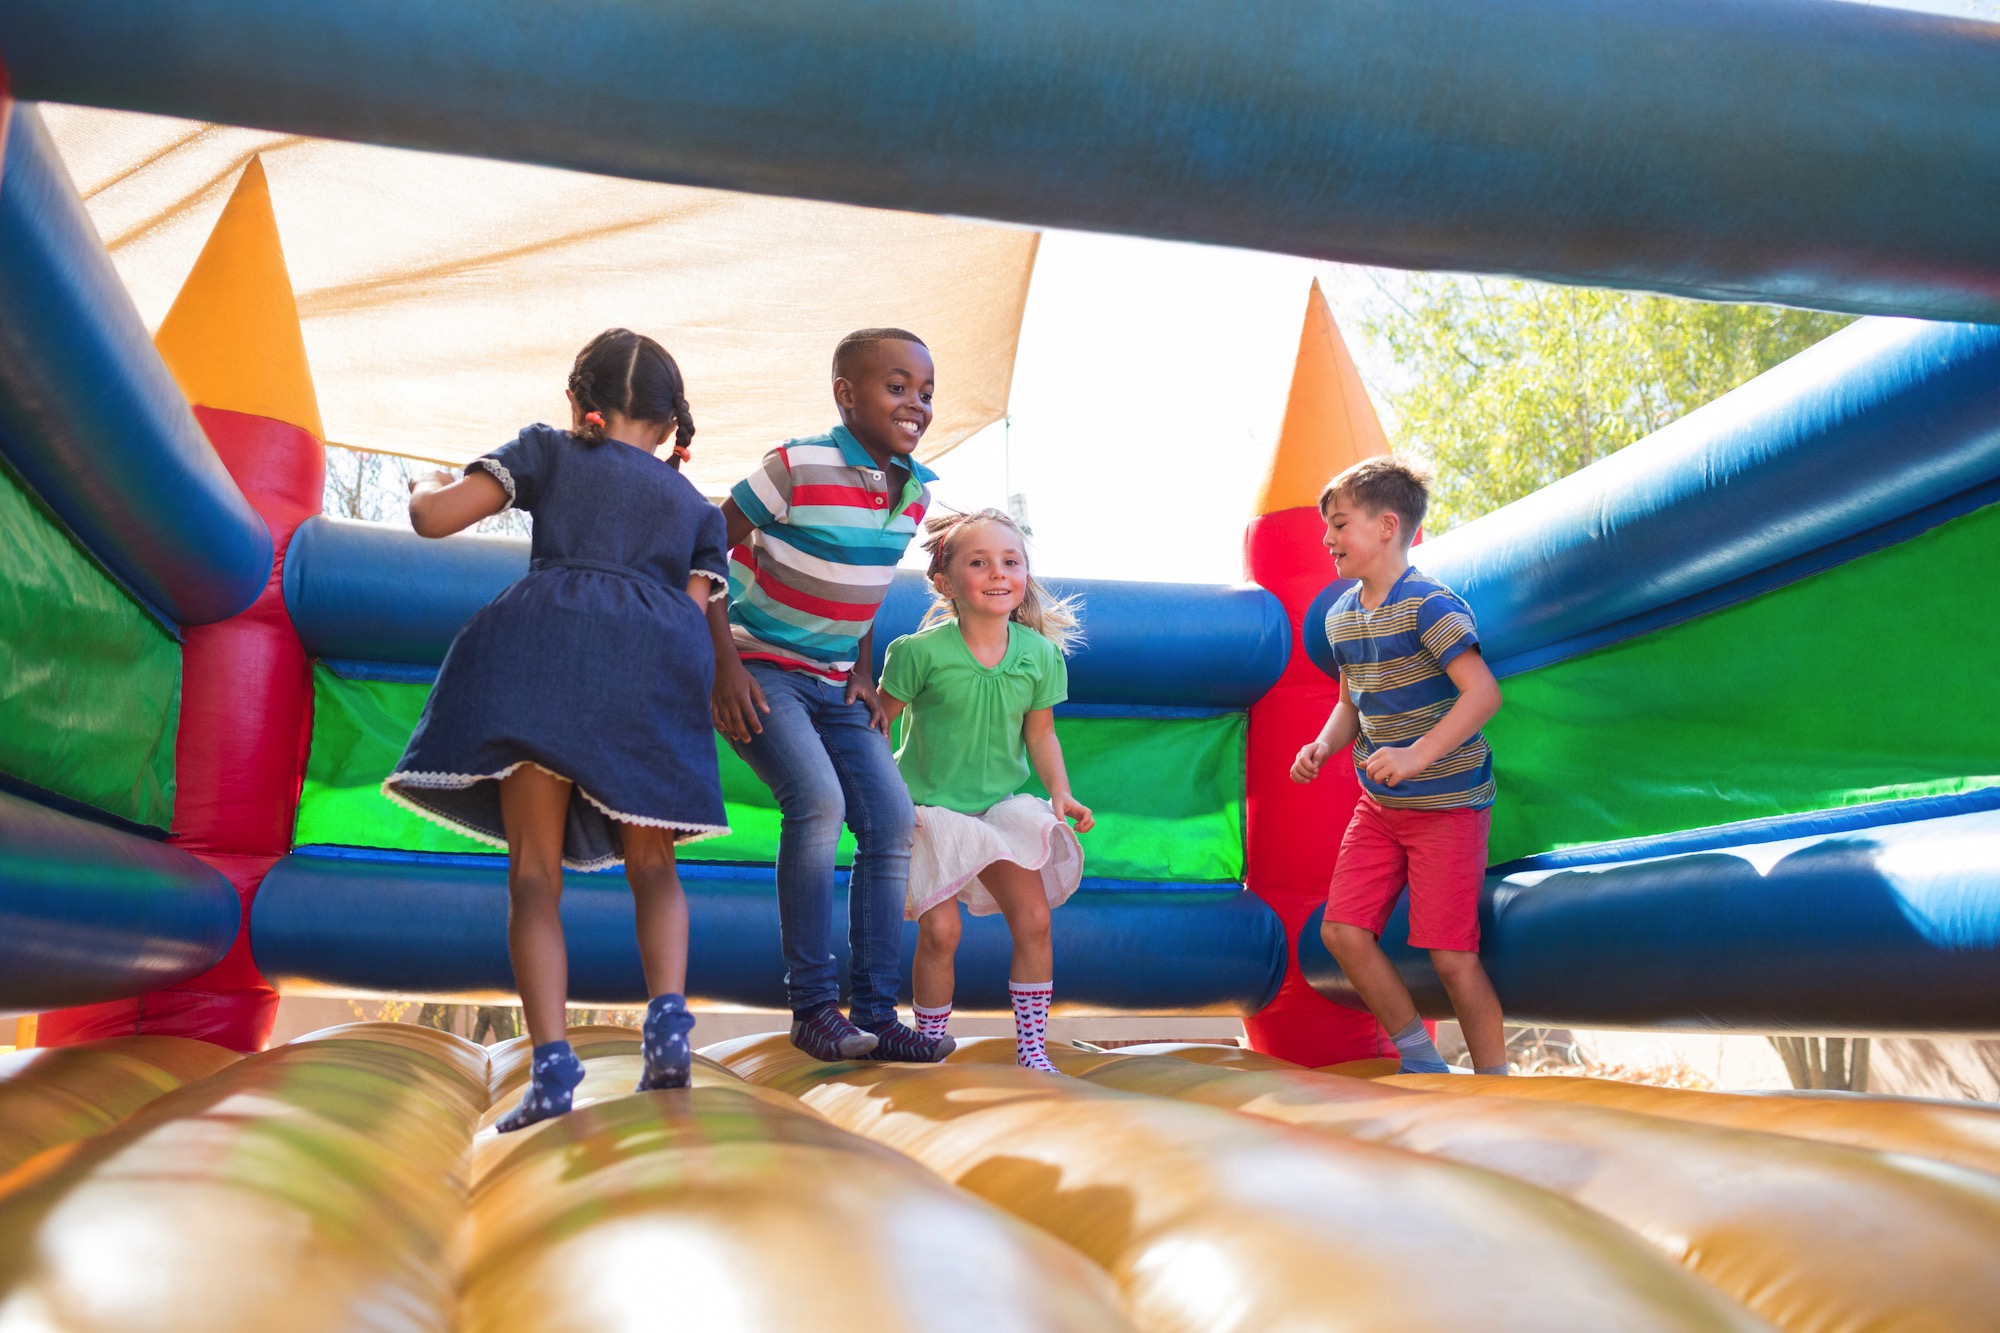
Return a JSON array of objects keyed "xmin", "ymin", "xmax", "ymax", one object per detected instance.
[
  {"xmin": 1363, "ymin": 745, "xmax": 1427, "ymax": 788},
  {"xmin": 1290, "ymin": 740, "xmax": 1332, "ymax": 784},
  {"xmin": 711, "ymin": 658, "xmax": 769, "ymax": 742},
  {"xmin": 409, "ymin": 468, "xmax": 456, "ymax": 494},
  {"xmin": 845, "ymin": 673, "xmax": 890, "ymax": 737},
  {"xmin": 1051, "ymin": 793, "xmax": 1094, "ymax": 833}
]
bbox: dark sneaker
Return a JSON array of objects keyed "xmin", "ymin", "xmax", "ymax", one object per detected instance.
[
  {"xmin": 858, "ymin": 1017, "xmax": 955, "ymax": 1063},
  {"xmin": 637, "ymin": 992, "xmax": 695, "ymax": 1091},
  {"xmin": 495, "ymin": 1043, "xmax": 585, "ymax": 1133},
  {"xmin": 790, "ymin": 1001, "xmax": 879, "ymax": 1061}
]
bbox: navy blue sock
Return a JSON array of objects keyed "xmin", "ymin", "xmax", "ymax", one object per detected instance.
[
  {"xmin": 1389, "ymin": 1018, "xmax": 1452, "ymax": 1075},
  {"xmin": 637, "ymin": 992, "xmax": 695, "ymax": 1091},
  {"xmin": 496, "ymin": 1040, "xmax": 585, "ymax": 1133}
]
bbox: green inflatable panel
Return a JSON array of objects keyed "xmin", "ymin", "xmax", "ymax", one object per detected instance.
[
  {"xmin": 0, "ymin": 455, "xmax": 179, "ymax": 829},
  {"xmin": 1488, "ymin": 500, "xmax": 2000, "ymax": 863},
  {"xmin": 298, "ymin": 668, "xmax": 1246, "ymax": 883}
]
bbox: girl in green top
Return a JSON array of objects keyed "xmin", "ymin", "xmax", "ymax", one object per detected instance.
[{"xmin": 878, "ymin": 509, "xmax": 1092, "ymax": 1073}]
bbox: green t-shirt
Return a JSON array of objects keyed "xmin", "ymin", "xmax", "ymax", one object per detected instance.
[{"xmin": 879, "ymin": 620, "xmax": 1069, "ymax": 813}]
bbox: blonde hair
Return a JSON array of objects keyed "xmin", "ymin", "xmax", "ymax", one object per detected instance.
[{"xmin": 920, "ymin": 508, "xmax": 1081, "ymax": 653}]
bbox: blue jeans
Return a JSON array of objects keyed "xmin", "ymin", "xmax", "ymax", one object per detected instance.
[{"xmin": 728, "ymin": 663, "xmax": 914, "ymax": 1023}]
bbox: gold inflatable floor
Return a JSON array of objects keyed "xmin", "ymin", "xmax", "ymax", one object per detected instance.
[{"xmin": 3, "ymin": 1024, "xmax": 1997, "ymax": 1331}]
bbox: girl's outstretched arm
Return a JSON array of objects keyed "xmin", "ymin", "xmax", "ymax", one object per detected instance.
[
  {"xmin": 1023, "ymin": 708, "xmax": 1093, "ymax": 832},
  {"xmin": 409, "ymin": 469, "xmax": 509, "ymax": 538}
]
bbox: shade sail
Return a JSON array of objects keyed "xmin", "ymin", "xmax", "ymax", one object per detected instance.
[{"xmin": 41, "ymin": 105, "xmax": 1037, "ymax": 486}]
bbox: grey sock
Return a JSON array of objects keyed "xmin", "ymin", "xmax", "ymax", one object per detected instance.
[
  {"xmin": 1389, "ymin": 1017, "xmax": 1451, "ymax": 1074},
  {"xmin": 1474, "ymin": 1064, "xmax": 1510, "ymax": 1076}
]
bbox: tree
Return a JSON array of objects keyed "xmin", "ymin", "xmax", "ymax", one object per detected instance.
[{"xmin": 1363, "ymin": 277, "xmax": 1853, "ymax": 531}]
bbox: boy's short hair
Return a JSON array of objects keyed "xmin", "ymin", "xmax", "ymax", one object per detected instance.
[
  {"xmin": 1320, "ymin": 456, "xmax": 1431, "ymax": 537},
  {"xmin": 833, "ymin": 327, "xmax": 928, "ymax": 380}
]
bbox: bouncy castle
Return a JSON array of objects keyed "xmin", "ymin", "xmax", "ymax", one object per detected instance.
[{"xmin": 4, "ymin": 2, "xmax": 2000, "ymax": 1329}]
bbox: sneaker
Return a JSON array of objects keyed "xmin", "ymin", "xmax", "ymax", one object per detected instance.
[
  {"xmin": 637, "ymin": 992, "xmax": 695, "ymax": 1091},
  {"xmin": 858, "ymin": 1016, "xmax": 955, "ymax": 1063},
  {"xmin": 790, "ymin": 1001, "xmax": 880, "ymax": 1061},
  {"xmin": 495, "ymin": 1042, "xmax": 585, "ymax": 1133}
]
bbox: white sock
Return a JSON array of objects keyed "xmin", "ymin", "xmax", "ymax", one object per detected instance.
[
  {"xmin": 1010, "ymin": 981, "xmax": 1056, "ymax": 1073},
  {"xmin": 914, "ymin": 1002, "xmax": 952, "ymax": 1040}
]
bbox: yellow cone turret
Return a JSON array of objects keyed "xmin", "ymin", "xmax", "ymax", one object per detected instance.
[
  {"xmin": 1250, "ymin": 279, "xmax": 1389, "ymax": 517},
  {"xmin": 154, "ymin": 156, "xmax": 323, "ymax": 439}
]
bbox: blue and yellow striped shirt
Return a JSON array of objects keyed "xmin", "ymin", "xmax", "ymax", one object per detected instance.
[{"xmin": 1324, "ymin": 565, "xmax": 1495, "ymax": 810}]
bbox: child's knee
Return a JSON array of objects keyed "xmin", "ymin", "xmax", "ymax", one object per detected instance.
[
  {"xmin": 1322, "ymin": 919, "xmax": 1372, "ymax": 957},
  {"xmin": 918, "ymin": 906, "xmax": 961, "ymax": 951},
  {"xmin": 1429, "ymin": 947, "xmax": 1485, "ymax": 981}
]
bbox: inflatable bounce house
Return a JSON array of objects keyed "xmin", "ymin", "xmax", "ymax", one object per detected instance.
[{"xmin": 3, "ymin": 3, "xmax": 1999, "ymax": 1329}]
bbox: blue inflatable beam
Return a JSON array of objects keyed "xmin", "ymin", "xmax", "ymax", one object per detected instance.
[
  {"xmin": 1402, "ymin": 319, "xmax": 2000, "ymax": 675},
  {"xmin": 252, "ymin": 849, "xmax": 1286, "ymax": 1013},
  {"xmin": 1298, "ymin": 807, "xmax": 2000, "ymax": 1033},
  {"xmin": 284, "ymin": 516, "xmax": 1290, "ymax": 708},
  {"xmin": 0, "ymin": 790, "xmax": 240, "ymax": 1012},
  {"xmin": 0, "ymin": 105, "xmax": 271, "ymax": 628},
  {"xmin": 3, "ymin": 1, "xmax": 1998, "ymax": 320}
]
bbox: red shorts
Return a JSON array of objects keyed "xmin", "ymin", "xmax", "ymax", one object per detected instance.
[{"xmin": 1326, "ymin": 796, "xmax": 1491, "ymax": 952}]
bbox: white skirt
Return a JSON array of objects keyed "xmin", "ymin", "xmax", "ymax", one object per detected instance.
[{"xmin": 906, "ymin": 793, "xmax": 1084, "ymax": 920}]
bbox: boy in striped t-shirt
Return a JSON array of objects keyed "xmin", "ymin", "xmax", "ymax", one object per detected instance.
[
  {"xmin": 707, "ymin": 328, "xmax": 950, "ymax": 1065},
  {"xmin": 1290, "ymin": 457, "xmax": 1508, "ymax": 1076}
]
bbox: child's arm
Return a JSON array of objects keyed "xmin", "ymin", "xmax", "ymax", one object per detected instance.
[
  {"xmin": 709, "ymin": 498, "xmax": 768, "ymax": 742},
  {"xmin": 1362, "ymin": 649, "xmax": 1502, "ymax": 789},
  {"xmin": 1023, "ymin": 708, "xmax": 1094, "ymax": 832},
  {"xmin": 1291, "ymin": 677, "xmax": 1361, "ymax": 783},
  {"xmin": 408, "ymin": 469, "xmax": 509, "ymax": 538}
]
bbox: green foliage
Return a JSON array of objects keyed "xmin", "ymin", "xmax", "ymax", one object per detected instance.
[{"xmin": 1363, "ymin": 278, "xmax": 1853, "ymax": 530}]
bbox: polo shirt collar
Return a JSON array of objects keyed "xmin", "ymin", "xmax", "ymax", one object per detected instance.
[{"xmin": 830, "ymin": 424, "xmax": 938, "ymax": 483}]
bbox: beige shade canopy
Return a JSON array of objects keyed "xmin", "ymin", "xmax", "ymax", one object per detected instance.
[{"xmin": 42, "ymin": 105, "xmax": 1038, "ymax": 488}]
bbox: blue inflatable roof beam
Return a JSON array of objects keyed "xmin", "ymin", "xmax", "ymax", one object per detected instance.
[
  {"xmin": 284, "ymin": 516, "xmax": 1292, "ymax": 709},
  {"xmin": 253, "ymin": 851, "xmax": 1287, "ymax": 1012},
  {"xmin": 1395, "ymin": 319, "xmax": 2000, "ymax": 677},
  {"xmin": 1297, "ymin": 807, "xmax": 2000, "ymax": 1033},
  {"xmin": 0, "ymin": 105, "xmax": 270, "ymax": 627},
  {"xmin": 0, "ymin": 789, "xmax": 240, "ymax": 1013},
  {"xmin": 3, "ymin": 2, "xmax": 1998, "ymax": 322}
]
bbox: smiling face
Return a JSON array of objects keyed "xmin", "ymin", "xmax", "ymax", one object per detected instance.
[
  {"xmin": 934, "ymin": 518, "xmax": 1028, "ymax": 621},
  {"xmin": 835, "ymin": 339, "xmax": 935, "ymax": 464},
  {"xmin": 1323, "ymin": 493, "xmax": 1404, "ymax": 583}
]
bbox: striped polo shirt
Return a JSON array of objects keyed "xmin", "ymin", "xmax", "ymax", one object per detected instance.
[
  {"xmin": 728, "ymin": 425, "xmax": 935, "ymax": 680},
  {"xmin": 1325, "ymin": 565, "xmax": 1495, "ymax": 810}
]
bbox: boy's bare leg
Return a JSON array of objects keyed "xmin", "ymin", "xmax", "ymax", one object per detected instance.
[
  {"xmin": 1432, "ymin": 949, "xmax": 1507, "ymax": 1072},
  {"xmin": 499, "ymin": 765, "xmax": 574, "ymax": 1047},
  {"xmin": 913, "ymin": 901, "xmax": 961, "ymax": 1010},
  {"xmin": 1322, "ymin": 921, "xmax": 1420, "ymax": 1033}
]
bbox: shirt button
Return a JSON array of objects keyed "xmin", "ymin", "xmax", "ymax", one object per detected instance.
[{"xmin": 873, "ymin": 496, "xmax": 885, "ymax": 506}]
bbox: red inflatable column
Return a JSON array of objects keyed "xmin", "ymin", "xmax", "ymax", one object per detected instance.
[
  {"xmin": 1241, "ymin": 282, "xmax": 1396, "ymax": 1067},
  {"xmin": 39, "ymin": 159, "xmax": 324, "ymax": 1052}
]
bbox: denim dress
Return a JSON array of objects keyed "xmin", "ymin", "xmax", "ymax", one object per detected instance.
[{"xmin": 383, "ymin": 425, "xmax": 730, "ymax": 870}]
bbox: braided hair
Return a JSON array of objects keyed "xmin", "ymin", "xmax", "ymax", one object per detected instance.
[{"xmin": 567, "ymin": 328, "xmax": 697, "ymax": 466}]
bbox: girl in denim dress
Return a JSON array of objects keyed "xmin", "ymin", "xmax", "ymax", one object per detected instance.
[{"xmin": 387, "ymin": 329, "xmax": 728, "ymax": 1131}]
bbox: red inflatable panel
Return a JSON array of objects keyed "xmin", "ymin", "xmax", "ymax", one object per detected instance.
[
  {"xmin": 41, "ymin": 409, "xmax": 322, "ymax": 1053},
  {"xmin": 1242, "ymin": 506, "xmax": 1389, "ymax": 1065}
]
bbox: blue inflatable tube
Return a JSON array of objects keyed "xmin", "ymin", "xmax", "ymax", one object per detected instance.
[
  {"xmin": 1298, "ymin": 807, "xmax": 2000, "ymax": 1032},
  {"xmin": 284, "ymin": 516, "xmax": 1291, "ymax": 708},
  {"xmin": 0, "ymin": 106, "xmax": 270, "ymax": 628},
  {"xmin": 252, "ymin": 849, "xmax": 1286, "ymax": 1013},
  {"xmin": 1407, "ymin": 319, "xmax": 2000, "ymax": 674},
  {"xmin": 0, "ymin": 790, "xmax": 240, "ymax": 1012},
  {"xmin": 3, "ymin": 1, "xmax": 1998, "ymax": 321}
]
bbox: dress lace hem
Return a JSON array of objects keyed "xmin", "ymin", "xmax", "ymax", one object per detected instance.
[
  {"xmin": 383, "ymin": 761, "xmax": 730, "ymax": 868},
  {"xmin": 693, "ymin": 568, "xmax": 729, "ymax": 602}
]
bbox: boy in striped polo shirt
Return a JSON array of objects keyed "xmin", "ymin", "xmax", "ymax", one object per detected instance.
[
  {"xmin": 707, "ymin": 328, "xmax": 949, "ymax": 1064},
  {"xmin": 1290, "ymin": 457, "xmax": 1508, "ymax": 1076}
]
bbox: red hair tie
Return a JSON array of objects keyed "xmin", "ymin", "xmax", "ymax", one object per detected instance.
[
  {"xmin": 583, "ymin": 411, "xmax": 605, "ymax": 428},
  {"xmin": 672, "ymin": 444, "xmax": 692, "ymax": 462}
]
